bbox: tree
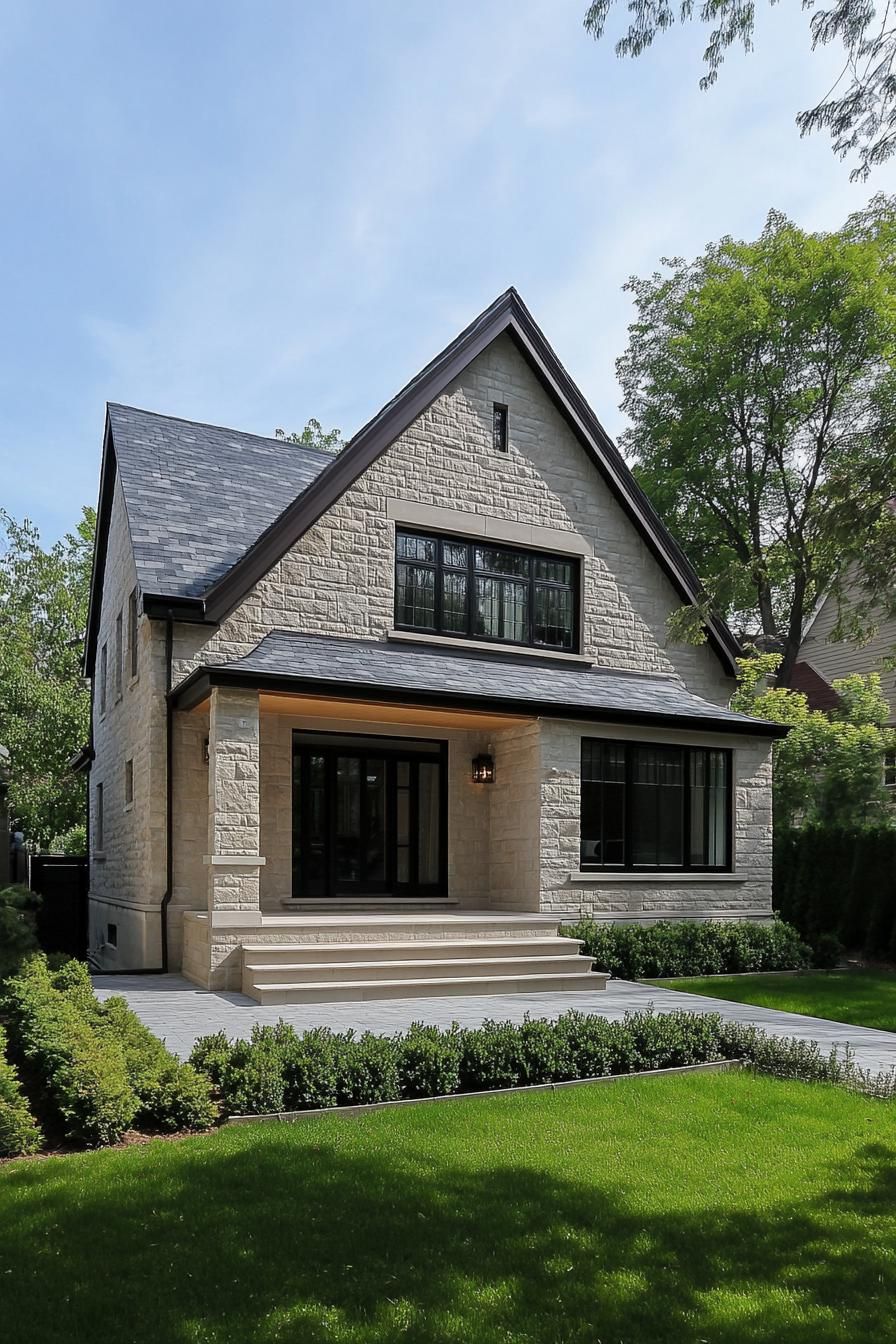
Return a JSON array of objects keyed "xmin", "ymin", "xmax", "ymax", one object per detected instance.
[
  {"xmin": 618, "ymin": 199, "xmax": 896, "ymax": 686},
  {"xmin": 732, "ymin": 652, "xmax": 896, "ymax": 827},
  {"xmin": 274, "ymin": 418, "xmax": 344, "ymax": 454},
  {"xmin": 584, "ymin": 0, "xmax": 896, "ymax": 179},
  {"xmin": 0, "ymin": 509, "xmax": 94, "ymax": 846}
]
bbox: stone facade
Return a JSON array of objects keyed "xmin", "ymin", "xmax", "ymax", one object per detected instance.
[{"xmin": 89, "ymin": 327, "xmax": 777, "ymax": 977}]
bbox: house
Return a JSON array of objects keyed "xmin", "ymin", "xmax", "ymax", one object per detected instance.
[
  {"xmin": 84, "ymin": 289, "xmax": 785, "ymax": 1002},
  {"xmin": 799, "ymin": 583, "xmax": 896, "ymax": 726}
]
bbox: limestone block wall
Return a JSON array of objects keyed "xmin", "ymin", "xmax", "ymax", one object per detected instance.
[
  {"xmin": 88, "ymin": 472, "xmax": 167, "ymax": 971},
  {"xmin": 538, "ymin": 718, "xmax": 775, "ymax": 923},
  {"xmin": 169, "ymin": 332, "xmax": 734, "ymax": 707},
  {"xmin": 488, "ymin": 722, "xmax": 542, "ymax": 911}
]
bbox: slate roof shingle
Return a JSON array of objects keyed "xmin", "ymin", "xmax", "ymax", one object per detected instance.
[
  {"xmin": 109, "ymin": 404, "xmax": 334, "ymax": 599},
  {"xmin": 185, "ymin": 631, "xmax": 785, "ymax": 735}
]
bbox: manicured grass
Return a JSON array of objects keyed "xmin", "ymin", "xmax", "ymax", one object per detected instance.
[
  {"xmin": 2, "ymin": 1072, "xmax": 895, "ymax": 1343},
  {"xmin": 648, "ymin": 970, "xmax": 896, "ymax": 1033}
]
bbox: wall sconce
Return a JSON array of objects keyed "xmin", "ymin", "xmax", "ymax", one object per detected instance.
[
  {"xmin": 472, "ymin": 753, "xmax": 495, "ymax": 784},
  {"xmin": 203, "ymin": 737, "xmax": 210, "ymax": 764}
]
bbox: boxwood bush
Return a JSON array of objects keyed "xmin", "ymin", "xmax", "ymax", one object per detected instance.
[
  {"xmin": 0, "ymin": 1023, "xmax": 43, "ymax": 1157},
  {"xmin": 0, "ymin": 885, "xmax": 42, "ymax": 981},
  {"xmin": 191, "ymin": 1007, "xmax": 895, "ymax": 1118},
  {"xmin": 2, "ymin": 958, "xmax": 138, "ymax": 1145},
  {"xmin": 560, "ymin": 917, "xmax": 812, "ymax": 980}
]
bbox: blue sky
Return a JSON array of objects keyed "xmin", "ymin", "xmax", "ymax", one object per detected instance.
[{"xmin": 1, "ymin": 0, "xmax": 892, "ymax": 542}]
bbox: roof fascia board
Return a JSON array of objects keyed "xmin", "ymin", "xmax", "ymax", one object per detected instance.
[
  {"xmin": 169, "ymin": 662, "xmax": 788, "ymax": 737},
  {"xmin": 83, "ymin": 412, "xmax": 117, "ymax": 677}
]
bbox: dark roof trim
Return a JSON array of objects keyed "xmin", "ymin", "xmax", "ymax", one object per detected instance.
[
  {"xmin": 141, "ymin": 593, "xmax": 211, "ymax": 623},
  {"xmin": 67, "ymin": 744, "xmax": 95, "ymax": 775},
  {"xmin": 198, "ymin": 288, "xmax": 741, "ymax": 677},
  {"xmin": 83, "ymin": 411, "xmax": 116, "ymax": 677},
  {"xmin": 169, "ymin": 662, "xmax": 789, "ymax": 737}
]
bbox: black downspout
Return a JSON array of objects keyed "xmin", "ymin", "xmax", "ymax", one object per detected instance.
[{"xmin": 159, "ymin": 614, "xmax": 174, "ymax": 972}]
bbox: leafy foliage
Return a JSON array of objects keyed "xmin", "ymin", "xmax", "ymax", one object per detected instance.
[
  {"xmin": 0, "ymin": 1023, "xmax": 42, "ymax": 1157},
  {"xmin": 733, "ymin": 652, "xmax": 896, "ymax": 827},
  {"xmin": 0, "ymin": 884, "xmax": 41, "ymax": 981},
  {"xmin": 274, "ymin": 418, "xmax": 344, "ymax": 454},
  {"xmin": 560, "ymin": 915, "xmax": 812, "ymax": 978},
  {"xmin": 614, "ymin": 202, "xmax": 896, "ymax": 684},
  {"xmin": 584, "ymin": 0, "xmax": 896, "ymax": 178},
  {"xmin": 0, "ymin": 509, "xmax": 94, "ymax": 845},
  {"xmin": 775, "ymin": 822, "xmax": 896, "ymax": 955},
  {"xmin": 190, "ymin": 1006, "xmax": 896, "ymax": 1116}
]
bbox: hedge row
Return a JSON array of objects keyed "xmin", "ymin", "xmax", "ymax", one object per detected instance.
[
  {"xmin": 775, "ymin": 825, "xmax": 896, "ymax": 957},
  {"xmin": 1, "ymin": 957, "xmax": 217, "ymax": 1146},
  {"xmin": 559, "ymin": 917, "xmax": 812, "ymax": 980},
  {"xmin": 189, "ymin": 1008, "xmax": 895, "ymax": 1117},
  {"xmin": 0, "ymin": 885, "xmax": 42, "ymax": 981},
  {"xmin": 0, "ymin": 1024, "xmax": 42, "ymax": 1157}
]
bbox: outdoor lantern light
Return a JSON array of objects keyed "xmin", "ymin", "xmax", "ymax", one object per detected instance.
[
  {"xmin": 203, "ymin": 736, "xmax": 210, "ymax": 764},
  {"xmin": 472, "ymin": 753, "xmax": 495, "ymax": 784}
]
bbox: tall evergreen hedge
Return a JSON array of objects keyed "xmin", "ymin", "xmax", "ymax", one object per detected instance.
[{"xmin": 774, "ymin": 825, "xmax": 896, "ymax": 957}]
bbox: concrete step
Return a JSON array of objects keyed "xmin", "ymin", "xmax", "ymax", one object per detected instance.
[
  {"xmin": 243, "ymin": 953, "xmax": 593, "ymax": 987},
  {"xmin": 239, "ymin": 937, "xmax": 584, "ymax": 965},
  {"xmin": 248, "ymin": 970, "xmax": 608, "ymax": 1006}
]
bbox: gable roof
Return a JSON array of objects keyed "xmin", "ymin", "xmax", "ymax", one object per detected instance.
[{"xmin": 85, "ymin": 288, "xmax": 742, "ymax": 676}]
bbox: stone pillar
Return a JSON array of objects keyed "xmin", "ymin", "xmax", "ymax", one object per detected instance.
[{"xmin": 203, "ymin": 687, "xmax": 265, "ymax": 987}]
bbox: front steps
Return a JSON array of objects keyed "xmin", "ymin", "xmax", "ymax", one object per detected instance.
[{"xmin": 238, "ymin": 913, "xmax": 607, "ymax": 1005}]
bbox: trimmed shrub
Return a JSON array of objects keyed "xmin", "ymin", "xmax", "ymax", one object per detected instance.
[
  {"xmin": 2, "ymin": 958, "xmax": 138, "ymax": 1145},
  {"xmin": 775, "ymin": 824, "xmax": 896, "ymax": 958},
  {"xmin": 337, "ymin": 1033, "xmax": 400, "ymax": 1106},
  {"xmin": 561, "ymin": 917, "xmax": 811, "ymax": 980},
  {"xmin": 0, "ymin": 885, "xmax": 41, "ymax": 981},
  {"xmin": 397, "ymin": 1024, "xmax": 462, "ymax": 1099},
  {"xmin": 0, "ymin": 1024, "xmax": 43, "ymax": 1157},
  {"xmin": 189, "ymin": 1031, "xmax": 234, "ymax": 1088}
]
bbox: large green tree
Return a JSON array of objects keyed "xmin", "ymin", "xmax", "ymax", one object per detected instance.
[
  {"xmin": 0, "ymin": 508, "xmax": 94, "ymax": 846},
  {"xmin": 585, "ymin": 0, "xmax": 896, "ymax": 179},
  {"xmin": 618, "ymin": 197, "xmax": 896, "ymax": 686}
]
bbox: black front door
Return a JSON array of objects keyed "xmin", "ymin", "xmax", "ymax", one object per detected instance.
[{"xmin": 292, "ymin": 732, "xmax": 447, "ymax": 899}]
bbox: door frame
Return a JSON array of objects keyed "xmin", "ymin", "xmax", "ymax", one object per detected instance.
[{"xmin": 291, "ymin": 729, "xmax": 449, "ymax": 899}]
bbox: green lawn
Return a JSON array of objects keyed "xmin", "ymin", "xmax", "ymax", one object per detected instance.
[
  {"xmin": 648, "ymin": 970, "xmax": 896, "ymax": 1033},
  {"xmin": 2, "ymin": 1072, "xmax": 895, "ymax": 1344}
]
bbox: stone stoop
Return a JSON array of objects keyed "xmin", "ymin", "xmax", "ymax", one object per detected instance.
[{"xmin": 238, "ymin": 913, "xmax": 607, "ymax": 1005}]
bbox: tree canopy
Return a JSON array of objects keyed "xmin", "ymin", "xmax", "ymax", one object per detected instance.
[
  {"xmin": 274, "ymin": 418, "xmax": 344, "ymax": 454},
  {"xmin": 618, "ymin": 197, "xmax": 896, "ymax": 685},
  {"xmin": 584, "ymin": 0, "xmax": 896, "ymax": 179},
  {"xmin": 733, "ymin": 653, "xmax": 896, "ymax": 827},
  {"xmin": 0, "ymin": 509, "xmax": 94, "ymax": 846}
]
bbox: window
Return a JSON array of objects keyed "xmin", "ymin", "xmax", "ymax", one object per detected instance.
[
  {"xmin": 394, "ymin": 529, "xmax": 578, "ymax": 652},
  {"xmin": 128, "ymin": 588, "xmax": 138, "ymax": 678},
  {"xmin": 115, "ymin": 610, "xmax": 123, "ymax": 698},
  {"xmin": 581, "ymin": 739, "xmax": 731, "ymax": 871},
  {"xmin": 124, "ymin": 758, "xmax": 134, "ymax": 807},
  {"xmin": 885, "ymin": 751, "xmax": 896, "ymax": 789},
  {"xmin": 99, "ymin": 644, "xmax": 108, "ymax": 716},
  {"xmin": 95, "ymin": 783, "xmax": 104, "ymax": 851},
  {"xmin": 107, "ymin": 923, "xmax": 117, "ymax": 948},
  {"xmin": 493, "ymin": 402, "xmax": 508, "ymax": 452}
]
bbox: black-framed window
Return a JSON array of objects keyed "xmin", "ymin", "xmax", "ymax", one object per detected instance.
[
  {"xmin": 394, "ymin": 529, "xmax": 578, "ymax": 652},
  {"xmin": 493, "ymin": 403, "xmax": 508, "ymax": 452},
  {"xmin": 581, "ymin": 739, "xmax": 732, "ymax": 871}
]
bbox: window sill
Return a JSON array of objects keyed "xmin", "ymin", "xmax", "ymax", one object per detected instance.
[
  {"xmin": 387, "ymin": 629, "xmax": 593, "ymax": 665},
  {"xmin": 93, "ymin": 851, "xmax": 107, "ymax": 863},
  {"xmin": 129, "ymin": 674, "xmax": 139, "ymax": 690},
  {"xmin": 569, "ymin": 871, "xmax": 747, "ymax": 884},
  {"xmin": 123, "ymin": 802, "xmax": 134, "ymax": 814}
]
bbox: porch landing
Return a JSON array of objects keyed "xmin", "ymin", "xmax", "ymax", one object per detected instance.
[{"xmin": 182, "ymin": 909, "xmax": 607, "ymax": 1004}]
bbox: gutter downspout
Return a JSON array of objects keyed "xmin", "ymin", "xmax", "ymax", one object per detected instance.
[{"xmin": 159, "ymin": 614, "xmax": 174, "ymax": 972}]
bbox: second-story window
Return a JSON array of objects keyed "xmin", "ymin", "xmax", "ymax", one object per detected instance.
[
  {"xmin": 128, "ymin": 588, "xmax": 138, "ymax": 679},
  {"xmin": 394, "ymin": 530, "xmax": 578, "ymax": 652},
  {"xmin": 115, "ymin": 611, "xmax": 123, "ymax": 699},
  {"xmin": 99, "ymin": 643, "xmax": 108, "ymax": 715},
  {"xmin": 493, "ymin": 403, "xmax": 508, "ymax": 452}
]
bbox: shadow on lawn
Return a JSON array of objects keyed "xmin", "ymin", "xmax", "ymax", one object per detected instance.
[{"xmin": 1, "ymin": 1130, "xmax": 894, "ymax": 1344}]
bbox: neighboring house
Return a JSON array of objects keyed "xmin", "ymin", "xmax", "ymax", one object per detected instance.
[
  {"xmin": 84, "ymin": 289, "xmax": 784, "ymax": 1001},
  {"xmin": 799, "ymin": 582, "xmax": 896, "ymax": 726}
]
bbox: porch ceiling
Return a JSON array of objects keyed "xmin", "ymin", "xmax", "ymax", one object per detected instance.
[{"xmin": 257, "ymin": 692, "xmax": 530, "ymax": 730}]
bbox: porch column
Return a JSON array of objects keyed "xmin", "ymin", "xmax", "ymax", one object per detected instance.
[{"xmin": 204, "ymin": 687, "xmax": 265, "ymax": 925}]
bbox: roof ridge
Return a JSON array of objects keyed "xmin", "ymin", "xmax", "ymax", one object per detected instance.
[{"xmin": 106, "ymin": 402, "xmax": 336, "ymax": 462}]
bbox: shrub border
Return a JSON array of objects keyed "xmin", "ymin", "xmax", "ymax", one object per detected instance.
[{"xmin": 224, "ymin": 1058, "xmax": 744, "ymax": 1124}]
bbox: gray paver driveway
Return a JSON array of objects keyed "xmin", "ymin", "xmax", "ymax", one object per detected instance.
[{"xmin": 93, "ymin": 973, "xmax": 896, "ymax": 1075}]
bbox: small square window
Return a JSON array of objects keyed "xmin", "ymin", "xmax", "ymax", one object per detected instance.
[
  {"xmin": 493, "ymin": 403, "xmax": 508, "ymax": 453},
  {"xmin": 107, "ymin": 923, "xmax": 117, "ymax": 948},
  {"xmin": 124, "ymin": 758, "xmax": 134, "ymax": 806}
]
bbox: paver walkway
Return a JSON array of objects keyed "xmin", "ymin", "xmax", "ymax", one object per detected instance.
[{"xmin": 93, "ymin": 973, "xmax": 896, "ymax": 1074}]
